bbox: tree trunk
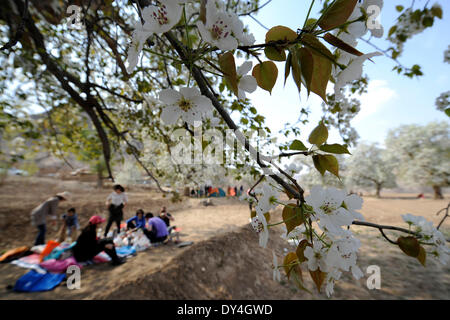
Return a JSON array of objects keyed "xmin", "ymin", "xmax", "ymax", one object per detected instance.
[
  {"xmin": 433, "ymin": 186, "xmax": 444, "ymax": 199},
  {"xmin": 375, "ymin": 184, "xmax": 381, "ymax": 198},
  {"xmin": 96, "ymin": 169, "xmax": 103, "ymax": 189}
]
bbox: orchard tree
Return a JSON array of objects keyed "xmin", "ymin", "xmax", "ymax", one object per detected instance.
[
  {"xmin": 386, "ymin": 122, "xmax": 449, "ymax": 199},
  {"xmin": 0, "ymin": 0, "xmax": 449, "ymax": 297},
  {"xmin": 345, "ymin": 142, "xmax": 396, "ymax": 197}
]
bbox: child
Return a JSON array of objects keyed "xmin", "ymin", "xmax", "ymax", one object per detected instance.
[{"xmin": 58, "ymin": 207, "xmax": 80, "ymax": 243}]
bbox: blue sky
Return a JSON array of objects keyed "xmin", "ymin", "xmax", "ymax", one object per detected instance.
[{"xmin": 240, "ymin": 0, "xmax": 450, "ymax": 147}]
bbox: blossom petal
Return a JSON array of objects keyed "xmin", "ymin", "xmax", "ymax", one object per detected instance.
[{"xmin": 160, "ymin": 105, "xmax": 180, "ymax": 125}]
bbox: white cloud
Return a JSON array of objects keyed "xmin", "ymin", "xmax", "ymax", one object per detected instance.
[{"xmin": 354, "ymin": 79, "xmax": 397, "ymax": 123}]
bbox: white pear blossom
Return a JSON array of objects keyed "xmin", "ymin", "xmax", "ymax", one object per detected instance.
[
  {"xmin": 334, "ymin": 52, "xmax": 382, "ymax": 100},
  {"xmin": 236, "ymin": 61, "xmax": 257, "ymax": 100},
  {"xmin": 325, "ymin": 268, "xmax": 342, "ymax": 297},
  {"xmin": 250, "ymin": 213, "xmax": 269, "ymax": 248},
  {"xmin": 304, "ymin": 241, "xmax": 329, "ymax": 272},
  {"xmin": 306, "ymin": 186, "xmax": 358, "ymax": 236},
  {"xmin": 126, "ymin": 0, "xmax": 185, "ymax": 72},
  {"xmin": 255, "ymin": 183, "xmax": 280, "ymax": 216},
  {"xmin": 343, "ymin": 193, "xmax": 365, "ymax": 221},
  {"xmin": 326, "ymin": 232, "xmax": 361, "ymax": 273},
  {"xmin": 196, "ymin": 0, "xmax": 255, "ymax": 51},
  {"xmin": 159, "ymin": 87, "xmax": 213, "ymax": 125},
  {"xmin": 272, "ymin": 251, "xmax": 281, "ymax": 281}
]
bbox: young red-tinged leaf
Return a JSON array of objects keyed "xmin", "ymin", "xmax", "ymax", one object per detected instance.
[
  {"xmin": 309, "ymin": 269, "xmax": 327, "ymax": 293},
  {"xmin": 318, "ymin": 0, "xmax": 358, "ymax": 30},
  {"xmin": 252, "ymin": 61, "xmax": 278, "ymax": 94},
  {"xmin": 301, "ymin": 34, "xmax": 335, "ymax": 61},
  {"xmin": 199, "ymin": 0, "xmax": 207, "ymax": 24},
  {"xmin": 218, "ymin": 52, "xmax": 239, "ymax": 97},
  {"xmin": 296, "ymin": 239, "xmax": 310, "ymax": 263},
  {"xmin": 309, "ymin": 49, "xmax": 332, "ymax": 103},
  {"xmin": 283, "ymin": 252, "xmax": 299, "ymax": 279},
  {"xmin": 323, "ymin": 33, "xmax": 364, "ymax": 57},
  {"xmin": 285, "ymin": 52, "xmax": 292, "ymax": 86},
  {"xmin": 397, "ymin": 236, "xmax": 421, "ymax": 258},
  {"xmin": 290, "ymin": 49, "xmax": 302, "ymax": 93},
  {"xmin": 264, "ymin": 46, "xmax": 286, "ymax": 62},
  {"xmin": 298, "ymin": 47, "xmax": 313, "ymax": 95},
  {"xmin": 417, "ymin": 246, "xmax": 426, "ymax": 267},
  {"xmin": 282, "ymin": 204, "xmax": 304, "ymax": 234},
  {"xmin": 319, "ymin": 143, "xmax": 351, "ymax": 154},
  {"xmin": 313, "ymin": 155, "xmax": 326, "ymax": 176},
  {"xmin": 308, "ymin": 121, "xmax": 329, "ymax": 146},
  {"xmin": 265, "ymin": 26, "xmax": 298, "ymax": 43},
  {"xmin": 289, "ymin": 139, "xmax": 308, "ymax": 151}
]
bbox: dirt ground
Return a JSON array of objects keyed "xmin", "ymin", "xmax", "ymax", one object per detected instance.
[{"xmin": 0, "ymin": 176, "xmax": 449, "ymax": 300}]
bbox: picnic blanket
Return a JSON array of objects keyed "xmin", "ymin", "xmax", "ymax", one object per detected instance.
[
  {"xmin": 11, "ymin": 254, "xmax": 47, "ymax": 274},
  {"xmin": 0, "ymin": 246, "xmax": 32, "ymax": 263},
  {"xmin": 43, "ymin": 242, "xmax": 76, "ymax": 261},
  {"xmin": 14, "ymin": 270, "xmax": 66, "ymax": 292},
  {"xmin": 39, "ymin": 256, "xmax": 82, "ymax": 274},
  {"xmin": 116, "ymin": 246, "xmax": 136, "ymax": 257}
]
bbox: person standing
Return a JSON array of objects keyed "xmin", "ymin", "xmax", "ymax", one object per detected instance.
[
  {"xmin": 104, "ymin": 184, "xmax": 128, "ymax": 237},
  {"xmin": 30, "ymin": 192, "xmax": 71, "ymax": 246}
]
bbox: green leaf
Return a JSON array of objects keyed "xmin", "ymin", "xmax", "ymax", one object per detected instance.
[
  {"xmin": 388, "ymin": 25, "xmax": 397, "ymax": 37},
  {"xmin": 264, "ymin": 46, "xmax": 286, "ymax": 62},
  {"xmin": 322, "ymin": 155, "xmax": 339, "ymax": 178},
  {"xmin": 283, "ymin": 252, "xmax": 299, "ymax": 279},
  {"xmin": 422, "ymin": 16, "xmax": 434, "ymax": 27},
  {"xmin": 289, "ymin": 139, "xmax": 308, "ymax": 151},
  {"xmin": 431, "ymin": 5, "xmax": 443, "ymax": 19},
  {"xmin": 308, "ymin": 121, "xmax": 328, "ymax": 146},
  {"xmin": 395, "ymin": 5, "xmax": 404, "ymax": 12},
  {"xmin": 318, "ymin": 0, "xmax": 358, "ymax": 30},
  {"xmin": 309, "ymin": 269, "xmax": 327, "ymax": 293},
  {"xmin": 298, "ymin": 47, "xmax": 313, "ymax": 95},
  {"xmin": 282, "ymin": 204, "xmax": 304, "ymax": 234},
  {"xmin": 252, "ymin": 61, "xmax": 278, "ymax": 94},
  {"xmin": 285, "ymin": 52, "xmax": 292, "ymax": 86},
  {"xmin": 319, "ymin": 143, "xmax": 351, "ymax": 154},
  {"xmin": 218, "ymin": 52, "xmax": 239, "ymax": 97},
  {"xmin": 312, "ymin": 155, "xmax": 326, "ymax": 176},
  {"xmin": 290, "ymin": 48, "xmax": 303, "ymax": 93},
  {"xmin": 323, "ymin": 33, "xmax": 363, "ymax": 57},
  {"xmin": 445, "ymin": 108, "xmax": 450, "ymax": 117},
  {"xmin": 417, "ymin": 245, "xmax": 426, "ymax": 267},
  {"xmin": 397, "ymin": 236, "xmax": 421, "ymax": 258},
  {"xmin": 265, "ymin": 26, "xmax": 298, "ymax": 43}
]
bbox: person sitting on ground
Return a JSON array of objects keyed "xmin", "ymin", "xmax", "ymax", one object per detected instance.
[
  {"xmin": 30, "ymin": 191, "xmax": 71, "ymax": 246},
  {"xmin": 58, "ymin": 207, "xmax": 80, "ymax": 243},
  {"xmin": 72, "ymin": 215, "xmax": 125, "ymax": 266},
  {"xmin": 126, "ymin": 209, "xmax": 146, "ymax": 231},
  {"xmin": 145, "ymin": 213, "xmax": 169, "ymax": 244},
  {"xmin": 160, "ymin": 206, "xmax": 177, "ymax": 234}
]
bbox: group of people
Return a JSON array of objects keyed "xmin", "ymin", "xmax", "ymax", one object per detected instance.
[
  {"xmin": 188, "ymin": 185, "xmax": 244, "ymax": 197},
  {"xmin": 30, "ymin": 184, "xmax": 176, "ymax": 267}
]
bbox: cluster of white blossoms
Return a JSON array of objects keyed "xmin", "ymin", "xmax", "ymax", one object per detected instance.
[
  {"xmin": 126, "ymin": 0, "xmax": 255, "ymax": 71},
  {"xmin": 249, "ymin": 182, "xmax": 280, "ymax": 248},
  {"xmin": 444, "ymin": 45, "xmax": 450, "ymax": 64},
  {"xmin": 402, "ymin": 214, "xmax": 450, "ymax": 265},
  {"xmin": 387, "ymin": 4, "xmax": 442, "ymax": 55},
  {"xmin": 332, "ymin": 0, "xmax": 384, "ymax": 100},
  {"xmin": 247, "ymin": 184, "xmax": 366, "ymax": 297},
  {"xmin": 435, "ymin": 90, "xmax": 450, "ymax": 112},
  {"xmin": 126, "ymin": 0, "xmax": 187, "ymax": 72},
  {"xmin": 196, "ymin": 0, "xmax": 255, "ymax": 51}
]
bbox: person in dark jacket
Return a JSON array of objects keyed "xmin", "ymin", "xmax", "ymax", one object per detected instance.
[
  {"xmin": 104, "ymin": 184, "xmax": 128, "ymax": 237},
  {"xmin": 30, "ymin": 191, "xmax": 71, "ymax": 246},
  {"xmin": 72, "ymin": 216, "xmax": 125, "ymax": 266}
]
